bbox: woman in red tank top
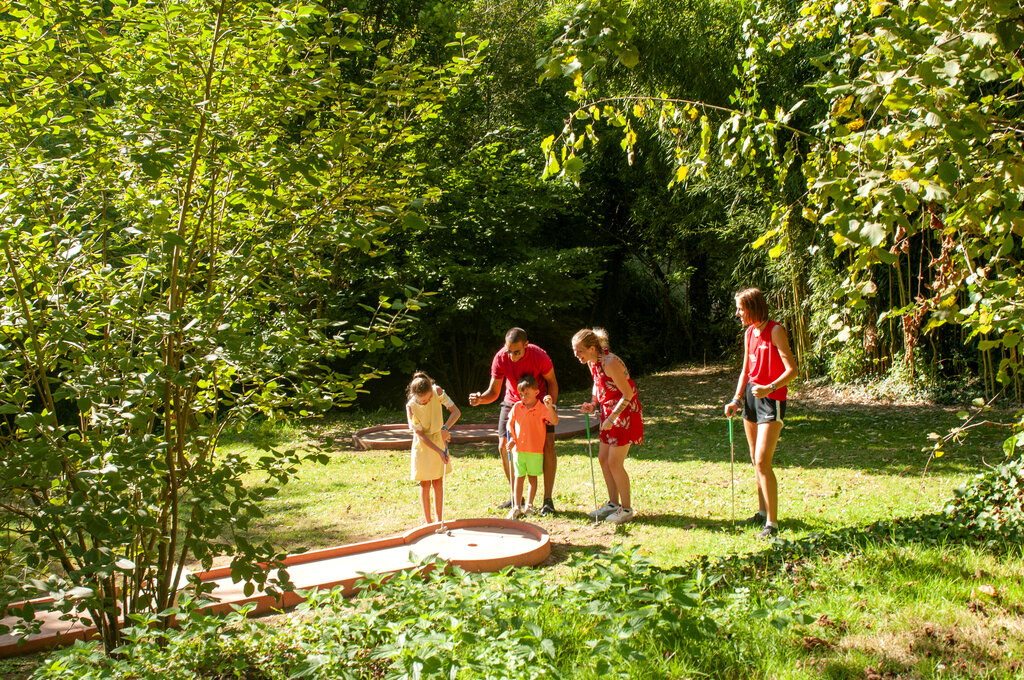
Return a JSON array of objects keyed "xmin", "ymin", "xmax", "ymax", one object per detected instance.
[
  {"xmin": 724, "ymin": 288, "xmax": 798, "ymax": 539},
  {"xmin": 572, "ymin": 328, "xmax": 643, "ymax": 525}
]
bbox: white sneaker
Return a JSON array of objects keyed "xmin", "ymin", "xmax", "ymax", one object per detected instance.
[
  {"xmin": 605, "ymin": 507, "xmax": 634, "ymax": 525},
  {"xmin": 523, "ymin": 504, "xmax": 535, "ymax": 516},
  {"xmin": 507, "ymin": 505, "xmax": 525, "ymax": 520},
  {"xmin": 589, "ymin": 501, "xmax": 619, "ymax": 521}
]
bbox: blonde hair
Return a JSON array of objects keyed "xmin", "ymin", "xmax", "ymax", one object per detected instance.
[
  {"xmin": 572, "ymin": 327, "xmax": 610, "ymax": 352},
  {"xmin": 406, "ymin": 371, "xmax": 434, "ymax": 399}
]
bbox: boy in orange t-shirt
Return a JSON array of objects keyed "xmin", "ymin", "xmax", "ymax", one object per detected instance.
[{"xmin": 506, "ymin": 374, "xmax": 559, "ymax": 519}]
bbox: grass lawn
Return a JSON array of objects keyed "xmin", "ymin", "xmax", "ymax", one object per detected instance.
[
  {"xmin": 223, "ymin": 364, "xmax": 1010, "ymax": 567},
  {"xmin": 4, "ymin": 364, "xmax": 1021, "ymax": 680}
]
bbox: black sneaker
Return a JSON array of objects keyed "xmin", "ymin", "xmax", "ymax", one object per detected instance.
[
  {"xmin": 539, "ymin": 498, "xmax": 556, "ymax": 516},
  {"xmin": 742, "ymin": 512, "xmax": 767, "ymax": 527},
  {"xmin": 497, "ymin": 499, "xmax": 513, "ymax": 510},
  {"xmin": 757, "ymin": 525, "xmax": 779, "ymax": 539}
]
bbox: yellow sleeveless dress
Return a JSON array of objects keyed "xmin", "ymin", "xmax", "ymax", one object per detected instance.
[{"xmin": 407, "ymin": 388, "xmax": 455, "ymax": 481}]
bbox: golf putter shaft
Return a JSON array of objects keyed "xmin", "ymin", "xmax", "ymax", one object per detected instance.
[
  {"xmin": 586, "ymin": 411, "xmax": 598, "ymax": 522},
  {"xmin": 728, "ymin": 415, "xmax": 735, "ymax": 526}
]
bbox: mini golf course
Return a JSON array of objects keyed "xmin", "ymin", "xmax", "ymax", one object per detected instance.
[{"xmin": 0, "ymin": 518, "xmax": 550, "ymax": 658}]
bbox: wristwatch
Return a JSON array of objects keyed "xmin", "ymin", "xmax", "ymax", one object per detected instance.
[{"xmin": 768, "ymin": 382, "xmax": 777, "ymax": 392}]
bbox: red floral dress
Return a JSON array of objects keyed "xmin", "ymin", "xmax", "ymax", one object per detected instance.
[{"xmin": 590, "ymin": 349, "xmax": 644, "ymax": 446}]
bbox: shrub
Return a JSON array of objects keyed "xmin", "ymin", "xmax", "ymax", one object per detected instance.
[
  {"xmin": 943, "ymin": 455, "xmax": 1024, "ymax": 549},
  {"xmin": 30, "ymin": 547, "xmax": 730, "ymax": 680}
]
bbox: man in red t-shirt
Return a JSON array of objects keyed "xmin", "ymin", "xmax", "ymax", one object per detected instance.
[{"xmin": 469, "ymin": 327, "xmax": 560, "ymax": 515}]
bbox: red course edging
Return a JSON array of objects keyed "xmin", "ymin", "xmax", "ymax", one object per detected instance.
[{"xmin": 0, "ymin": 518, "xmax": 549, "ymax": 658}]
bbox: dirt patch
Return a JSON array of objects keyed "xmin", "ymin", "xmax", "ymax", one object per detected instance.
[
  {"xmin": 860, "ymin": 665, "xmax": 903, "ymax": 680},
  {"xmin": 792, "ymin": 382, "xmax": 931, "ymax": 408},
  {"xmin": 538, "ymin": 518, "xmax": 628, "ymax": 566},
  {"xmin": 838, "ymin": 620, "xmax": 1024, "ymax": 677},
  {"xmin": 802, "ymin": 635, "xmax": 833, "ymax": 650}
]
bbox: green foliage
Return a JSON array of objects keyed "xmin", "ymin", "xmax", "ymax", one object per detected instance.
[
  {"xmin": 336, "ymin": 0, "xmax": 765, "ymax": 384},
  {"xmin": 331, "ymin": 128, "xmax": 607, "ymax": 402},
  {"xmin": 943, "ymin": 455, "xmax": 1024, "ymax": 549},
  {"xmin": 771, "ymin": 0, "xmax": 1024, "ymax": 354},
  {"xmin": 737, "ymin": 0, "xmax": 1024, "ymax": 386},
  {"xmin": 533, "ymin": 0, "xmax": 770, "ymax": 364},
  {"xmin": 766, "ymin": 0, "xmax": 1024, "ymax": 383},
  {"xmin": 537, "ymin": 0, "xmax": 1024, "ymax": 388},
  {"xmin": 28, "ymin": 547, "xmax": 726, "ymax": 679},
  {"xmin": 0, "ymin": 0, "xmax": 484, "ymax": 652}
]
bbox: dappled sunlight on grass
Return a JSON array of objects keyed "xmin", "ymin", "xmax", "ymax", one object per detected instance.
[
  {"xmin": 222, "ymin": 364, "xmax": 1012, "ymax": 571},
  {"xmin": 759, "ymin": 543, "xmax": 1024, "ymax": 679}
]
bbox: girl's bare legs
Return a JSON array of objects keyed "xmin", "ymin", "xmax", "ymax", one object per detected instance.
[
  {"xmin": 743, "ymin": 419, "xmax": 765, "ymax": 514},
  {"xmin": 432, "ymin": 478, "xmax": 444, "ymax": 522},
  {"xmin": 607, "ymin": 444, "xmax": 631, "ymax": 509},
  {"xmin": 755, "ymin": 422, "xmax": 782, "ymax": 524},
  {"xmin": 515, "ymin": 476, "xmax": 526, "ymax": 507},
  {"xmin": 419, "ymin": 481, "xmax": 433, "ymax": 523},
  {"xmin": 526, "ymin": 475, "xmax": 538, "ymax": 507},
  {"xmin": 745, "ymin": 418, "xmax": 782, "ymax": 522},
  {"xmin": 597, "ymin": 442, "xmax": 617, "ymax": 504},
  {"xmin": 597, "ymin": 443, "xmax": 632, "ymax": 508}
]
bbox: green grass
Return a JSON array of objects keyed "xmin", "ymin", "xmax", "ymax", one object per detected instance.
[
  {"xmin": 204, "ymin": 364, "xmax": 1020, "ymax": 679},
  {"xmin": 219, "ymin": 365, "xmax": 1009, "ymax": 566},
  {"xmin": 6, "ymin": 364, "xmax": 1022, "ymax": 679},
  {"xmin": 725, "ymin": 541, "xmax": 1024, "ymax": 679}
]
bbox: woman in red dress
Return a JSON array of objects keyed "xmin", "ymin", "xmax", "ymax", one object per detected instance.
[
  {"xmin": 572, "ymin": 328, "xmax": 643, "ymax": 525},
  {"xmin": 724, "ymin": 288, "xmax": 798, "ymax": 538}
]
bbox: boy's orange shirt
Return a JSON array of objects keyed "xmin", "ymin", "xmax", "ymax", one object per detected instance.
[{"xmin": 508, "ymin": 400, "xmax": 550, "ymax": 454}]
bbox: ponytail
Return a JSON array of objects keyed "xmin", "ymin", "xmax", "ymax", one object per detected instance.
[{"xmin": 407, "ymin": 371, "xmax": 434, "ymax": 399}]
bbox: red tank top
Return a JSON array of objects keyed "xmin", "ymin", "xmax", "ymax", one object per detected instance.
[{"xmin": 746, "ymin": 320, "xmax": 787, "ymax": 401}]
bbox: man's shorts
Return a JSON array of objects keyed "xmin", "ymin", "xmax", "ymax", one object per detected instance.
[
  {"xmin": 743, "ymin": 382, "xmax": 786, "ymax": 424},
  {"xmin": 514, "ymin": 451, "xmax": 544, "ymax": 477},
  {"xmin": 499, "ymin": 401, "xmax": 556, "ymax": 442},
  {"xmin": 498, "ymin": 401, "xmax": 515, "ymax": 439}
]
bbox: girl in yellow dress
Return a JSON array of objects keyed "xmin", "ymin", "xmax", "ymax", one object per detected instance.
[{"xmin": 406, "ymin": 371, "xmax": 460, "ymax": 524}]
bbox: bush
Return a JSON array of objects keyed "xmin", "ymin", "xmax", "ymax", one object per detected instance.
[
  {"xmin": 943, "ymin": 455, "xmax": 1024, "ymax": 549},
  {"xmin": 30, "ymin": 547, "xmax": 729, "ymax": 680}
]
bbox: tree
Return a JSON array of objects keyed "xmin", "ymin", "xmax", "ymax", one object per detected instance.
[
  {"xmin": 0, "ymin": 0, "xmax": 483, "ymax": 652},
  {"xmin": 534, "ymin": 0, "xmax": 773, "ymax": 363},
  {"xmin": 537, "ymin": 0, "xmax": 1024, "ymax": 395},
  {"xmin": 767, "ymin": 0, "xmax": 1024, "ymax": 396},
  {"xmin": 332, "ymin": 0, "xmax": 614, "ymax": 401}
]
